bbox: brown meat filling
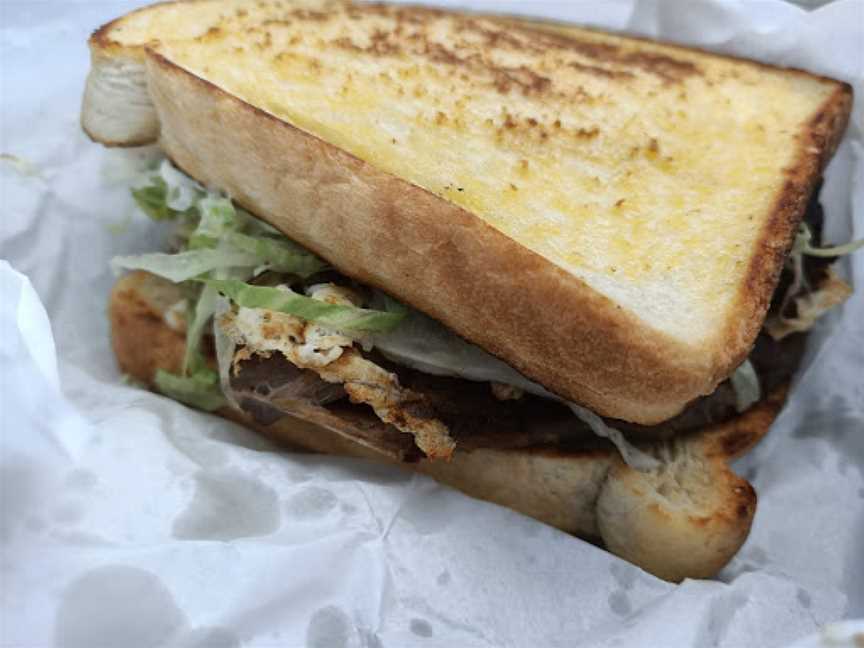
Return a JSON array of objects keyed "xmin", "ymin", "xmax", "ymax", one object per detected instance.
[{"xmin": 229, "ymin": 323, "xmax": 809, "ymax": 454}]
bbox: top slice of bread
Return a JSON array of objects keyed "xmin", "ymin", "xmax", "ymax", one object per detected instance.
[{"xmin": 82, "ymin": 0, "xmax": 852, "ymax": 424}]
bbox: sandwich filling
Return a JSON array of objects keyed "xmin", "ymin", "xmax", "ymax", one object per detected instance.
[{"xmin": 114, "ymin": 160, "xmax": 857, "ymax": 465}]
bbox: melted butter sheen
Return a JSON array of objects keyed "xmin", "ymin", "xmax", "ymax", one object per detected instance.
[{"xmin": 119, "ymin": 3, "xmax": 835, "ymax": 340}]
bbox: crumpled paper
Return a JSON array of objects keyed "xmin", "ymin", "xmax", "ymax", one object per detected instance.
[{"xmin": 1, "ymin": 1, "xmax": 862, "ymax": 646}]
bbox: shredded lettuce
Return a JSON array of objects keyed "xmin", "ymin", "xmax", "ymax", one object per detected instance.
[
  {"xmin": 189, "ymin": 196, "xmax": 239, "ymax": 249},
  {"xmin": 204, "ymin": 279, "xmax": 405, "ymax": 333},
  {"xmin": 779, "ymin": 222, "xmax": 862, "ymax": 320},
  {"xmin": 130, "ymin": 160, "xmax": 202, "ymax": 221},
  {"xmin": 795, "ymin": 222, "xmax": 864, "ymax": 258},
  {"xmin": 123, "ymin": 161, "xmax": 328, "ymax": 280},
  {"xmin": 568, "ymin": 403, "xmax": 661, "ymax": 471},
  {"xmin": 121, "ymin": 161, "xmax": 335, "ymax": 410},
  {"xmin": 226, "ymin": 232, "xmax": 328, "ymax": 277},
  {"xmin": 118, "ymin": 160, "xmax": 338, "ymax": 416},
  {"xmin": 213, "ymin": 297, "xmax": 239, "ymax": 408},
  {"xmin": 154, "ymin": 368, "xmax": 226, "ymax": 411},
  {"xmin": 183, "ymin": 283, "xmax": 219, "ymax": 374},
  {"xmin": 372, "ymin": 307, "xmax": 546, "ymax": 393},
  {"xmin": 157, "ymin": 159, "xmax": 203, "ymax": 211},
  {"xmin": 233, "ymin": 208, "xmax": 282, "ymax": 236},
  {"xmin": 730, "ymin": 359, "xmax": 760, "ymax": 413},
  {"xmin": 111, "ymin": 248, "xmax": 260, "ymax": 283}
]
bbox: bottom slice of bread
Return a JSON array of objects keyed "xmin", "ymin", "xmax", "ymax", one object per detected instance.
[{"xmin": 110, "ymin": 271, "xmax": 785, "ymax": 581}]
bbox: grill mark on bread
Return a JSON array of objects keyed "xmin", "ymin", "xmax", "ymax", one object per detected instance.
[
  {"xmin": 332, "ymin": 35, "xmax": 401, "ymax": 57},
  {"xmin": 492, "ymin": 65, "xmax": 551, "ymax": 95},
  {"xmin": 458, "ymin": 18, "xmax": 545, "ymax": 54},
  {"xmin": 620, "ymin": 51, "xmax": 700, "ymax": 83},
  {"xmin": 517, "ymin": 26, "xmax": 700, "ymax": 83},
  {"xmin": 567, "ymin": 60, "xmax": 635, "ymax": 80},
  {"xmin": 284, "ymin": 8, "xmax": 329, "ymax": 22}
]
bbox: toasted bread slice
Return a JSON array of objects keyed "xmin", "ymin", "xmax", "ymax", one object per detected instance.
[
  {"xmin": 83, "ymin": 1, "xmax": 851, "ymax": 423},
  {"xmin": 111, "ymin": 270, "xmax": 785, "ymax": 581}
]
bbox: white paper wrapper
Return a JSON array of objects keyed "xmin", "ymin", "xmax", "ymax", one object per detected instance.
[{"xmin": 1, "ymin": 1, "xmax": 862, "ymax": 646}]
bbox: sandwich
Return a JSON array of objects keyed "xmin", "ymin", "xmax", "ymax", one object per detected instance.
[{"xmin": 81, "ymin": 0, "xmax": 858, "ymax": 581}]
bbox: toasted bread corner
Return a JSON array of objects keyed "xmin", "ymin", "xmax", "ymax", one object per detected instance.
[{"xmin": 597, "ymin": 389, "xmax": 784, "ymax": 582}]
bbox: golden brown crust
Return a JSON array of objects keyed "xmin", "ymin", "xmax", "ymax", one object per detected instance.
[{"xmin": 110, "ymin": 271, "xmax": 786, "ymax": 580}]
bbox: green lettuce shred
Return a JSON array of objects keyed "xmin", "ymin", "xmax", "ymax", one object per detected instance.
[
  {"xmin": 183, "ymin": 283, "xmax": 219, "ymax": 374},
  {"xmin": 233, "ymin": 208, "xmax": 282, "ymax": 236},
  {"xmin": 121, "ymin": 161, "xmax": 329, "ymax": 279},
  {"xmin": 111, "ymin": 248, "xmax": 260, "ymax": 283},
  {"xmin": 730, "ymin": 359, "xmax": 760, "ymax": 413},
  {"xmin": 213, "ymin": 297, "xmax": 239, "ymax": 408},
  {"xmin": 131, "ymin": 178, "xmax": 180, "ymax": 221},
  {"xmin": 154, "ymin": 368, "xmax": 226, "ymax": 411},
  {"xmin": 120, "ymin": 160, "xmax": 395, "ymax": 413},
  {"xmin": 204, "ymin": 279, "xmax": 405, "ymax": 332},
  {"xmin": 189, "ymin": 196, "xmax": 240, "ymax": 249},
  {"xmin": 779, "ymin": 222, "xmax": 863, "ymax": 316},
  {"xmin": 226, "ymin": 232, "xmax": 328, "ymax": 277},
  {"xmin": 158, "ymin": 159, "xmax": 202, "ymax": 210}
]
